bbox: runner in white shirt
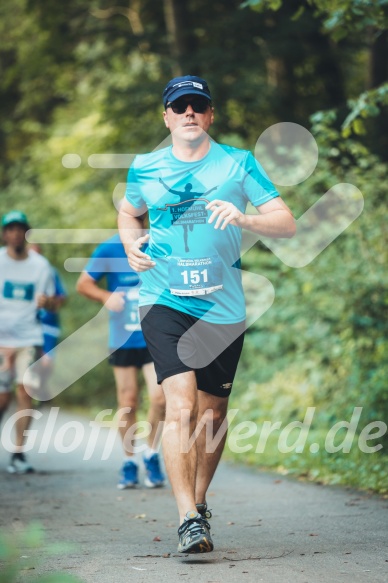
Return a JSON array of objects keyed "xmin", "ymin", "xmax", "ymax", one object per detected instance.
[{"xmin": 0, "ymin": 210, "xmax": 55, "ymax": 474}]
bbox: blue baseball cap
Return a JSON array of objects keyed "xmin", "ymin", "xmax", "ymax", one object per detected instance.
[
  {"xmin": 1, "ymin": 210, "xmax": 30, "ymax": 229},
  {"xmin": 163, "ymin": 75, "xmax": 212, "ymax": 108}
]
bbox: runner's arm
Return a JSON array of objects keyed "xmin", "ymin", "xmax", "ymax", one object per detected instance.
[
  {"xmin": 76, "ymin": 272, "xmax": 125, "ymax": 312},
  {"xmin": 206, "ymin": 197, "xmax": 296, "ymax": 238},
  {"xmin": 118, "ymin": 199, "xmax": 156, "ymax": 272}
]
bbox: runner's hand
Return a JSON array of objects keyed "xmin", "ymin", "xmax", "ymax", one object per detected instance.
[
  {"xmin": 105, "ymin": 291, "xmax": 125, "ymax": 312},
  {"xmin": 37, "ymin": 294, "xmax": 56, "ymax": 310},
  {"xmin": 126, "ymin": 234, "xmax": 156, "ymax": 272},
  {"xmin": 206, "ymin": 200, "xmax": 243, "ymax": 230}
]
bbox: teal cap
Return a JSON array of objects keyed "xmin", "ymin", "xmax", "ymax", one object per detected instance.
[{"xmin": 1, "ymin": 210, "xmax": 30, "ymax": 229}]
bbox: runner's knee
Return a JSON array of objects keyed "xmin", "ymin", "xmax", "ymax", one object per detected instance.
[
  {"xmin": 149, "ymin": 392, "xmax": 166, "ymax": 411},
  {"xmin": 117, "ymin": 393, "xmax": 138, "ymax": 411},
  {"xmin": 15, "ymin": 383, "xmax": 32, "ymax": 404},
  {"xmin": 166, "ymin": 395, "xmax": 198, "ymax": 424}
]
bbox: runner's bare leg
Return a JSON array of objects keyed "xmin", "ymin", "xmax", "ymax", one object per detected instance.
[
  {"xmin": 161, "ymin": 371, "xmax": 198, "ymax": 523},
  {"xmin": 194, "ymin": 391, "xmax": 229, "ymax": 505},
  {"xmin": 113, "ymin": 366, "xmax": 139, "ymax": 456},
  {"xmin": 142, "ymin": 362, "xmax": 165, "ymax": 448},
  {"xmin": 14, "ymin": 384, "xmax": 34, "ymax": 450}
]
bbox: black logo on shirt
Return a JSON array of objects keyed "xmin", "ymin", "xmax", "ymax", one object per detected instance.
[{"xmin": 157, "ymin": 178, "xmax": 218, "ymax": 252}]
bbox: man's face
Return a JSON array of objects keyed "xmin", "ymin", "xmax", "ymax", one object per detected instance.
[
  {"xmin": 163, "ymin": 94, "xmax": 214, "ymax": 143},
  {"xmin": 2, "ymin": 223, "xmax": 28, "ymax": 253}
]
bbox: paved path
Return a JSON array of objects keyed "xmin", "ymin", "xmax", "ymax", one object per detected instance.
[{"xmin": 0, "ymin": 407, "xmax": 387, "ymax": 583}]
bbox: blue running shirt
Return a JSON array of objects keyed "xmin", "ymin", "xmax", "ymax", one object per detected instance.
[
  {"xmin": 85, "ymin": 234, "xmax": 147, "ymax": 349},
  {"xmin": 39, "ymin": 269, "xmax": 67, "ymax": 354},
  {"xmin": 125, "ymin": 142, "xmax": 279, "ymax": 324}
]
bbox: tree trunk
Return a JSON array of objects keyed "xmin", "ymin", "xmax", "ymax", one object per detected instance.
[
  {"xmin": 163, "ymin": 0, "xmax": 194, "ymax": 77},
  {"xmin": 368, "ymin": 29, "xmax": 388, "ymax": 159},
  {"xmin": 368, "ymin": 29, "xmax": 388, "ymax": 89}
]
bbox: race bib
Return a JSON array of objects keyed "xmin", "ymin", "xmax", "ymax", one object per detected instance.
[
  {"xmin": 168, "ymin": 256, "xmax": 223, "ymax": 296},
  {"xmin": 3, "ymin": 281, "xmax": 34, "ymax": 301},
  {"xmin": 123, "ymin": 288, "xmax": 142, "ymax": 332}
]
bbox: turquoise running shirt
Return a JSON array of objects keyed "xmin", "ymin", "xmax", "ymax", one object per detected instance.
[{"xmin": 125, "ymin": 142, "xmax": 279, "ymax": 324}]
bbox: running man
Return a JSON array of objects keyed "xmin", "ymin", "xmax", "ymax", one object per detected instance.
[
  {"xmin": 0, "ymin": 210, "xmax": 55, "ymax": 473},
  {"xmin": 76, "ymin": 233, "xmax": 166, "ymax": 489},
  {"xmin": 118, "ymin": 75, "xmax": 296, "ymax": 552}
]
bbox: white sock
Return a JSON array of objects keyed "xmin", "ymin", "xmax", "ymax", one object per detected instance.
[
  {"xmin": 143, "ymin": 446, "xmax": 158, "ymax": 460},
  {"xmin": 124, "ymin": 455, "xmax": 137, "ymax": 464}
]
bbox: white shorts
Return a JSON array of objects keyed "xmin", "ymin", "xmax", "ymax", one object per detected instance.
[{"xmin": 0, "ymin": 346, "xmax": 42, "ymax": 393}]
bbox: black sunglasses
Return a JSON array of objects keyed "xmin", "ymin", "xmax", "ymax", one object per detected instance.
[{"xmin": 166, "ymin": 96, "xmax": 211, "ymax": 114}]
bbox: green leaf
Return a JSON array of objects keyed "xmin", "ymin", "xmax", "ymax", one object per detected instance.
[
  {"xmin": 352, "ymin": 118, "xmax": 366, "ymax": 135},
  {"xmin": 291, "ymin": 6, "xmax": 305, "ymax": 20}
]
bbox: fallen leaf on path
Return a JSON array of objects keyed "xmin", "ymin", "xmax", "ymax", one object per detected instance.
[
  {"xmin": 134, "ymin": 514, "xmax": 146, "ymax": 519},
  {"xmin": 153, "ymin": 536, "xmax": 161, "ymax": 541}
]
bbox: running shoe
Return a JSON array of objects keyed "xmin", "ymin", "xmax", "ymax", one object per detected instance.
[
  {"xmin": 7, "ymin": 453, "xmax": 34, "ymax": 474},
  {"xmin": 117, "ymin": 459, "xmax": 138, "ymax": 489},
  {"xmin": 177, "ymin": 510, "xmax": 214, "ymax": 553},
  {"xmin": 196, "ymin": 502, "xmax": 212, "ymax": 519},
  {"xmin": 143, "ymin": 453, "xmax": 165, "ymax": 488}
]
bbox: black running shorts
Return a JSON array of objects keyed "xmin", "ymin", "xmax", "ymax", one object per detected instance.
[
  {"xmin": 108, "ymin": 347, "xmax": 153, "ymax": 368},
  {"xmin": 140, "ymin": 304, "xmax": 245, "ymax": 398}
]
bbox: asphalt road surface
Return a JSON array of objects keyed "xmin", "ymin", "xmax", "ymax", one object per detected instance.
[{"xmin": 0, "ymin": 407, "xmax": 387, "ymax": 583}]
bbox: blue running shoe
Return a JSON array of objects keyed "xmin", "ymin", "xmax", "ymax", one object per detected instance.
[
  {"xmin": 117, "ymin": 460, "xmax": 138, "ymax": 490},
  {"xmin": 7, "ymin": 453, "xmax": 34, "ymax": 474},
  {"xmin": 143, "ymin": 453, "xmax": 165, "ymax": 488}
]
